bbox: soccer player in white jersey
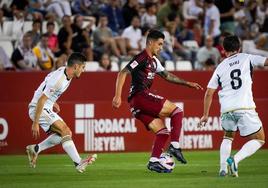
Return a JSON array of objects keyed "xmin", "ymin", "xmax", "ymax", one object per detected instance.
[
  {"xmin": 199, "ymin": 35, "xmax": 268, "ymax": 177},
  {"xmin": 26, "ymin": 52, "xmax": 97, "ymax": 173}
]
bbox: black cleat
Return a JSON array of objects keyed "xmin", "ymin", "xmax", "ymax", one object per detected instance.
[
  {"xmin": 167, "ymin": 145, "xmax": 187, "ymax": 164},
  {"xmin": 147, "ymin": 161, "xmax": 172, "ymax": 173}
]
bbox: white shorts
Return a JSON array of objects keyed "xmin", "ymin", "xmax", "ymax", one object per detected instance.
[
  {"xmin": 221, "ymin": 110, "xmax": 262, "ymax": 137},
  {"xmin": 28, "ymin": 106, "xmax": 63, "ymax": 132}
]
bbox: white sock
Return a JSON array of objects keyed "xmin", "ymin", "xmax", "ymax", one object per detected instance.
[
  {"xmin": 234, "ymin": 139, "xmax": 263, "ymax": 167},
  {"xmin": 171, "ymin": 141, "xmax": 180, "ymax": 149},
  {"xmin": 62, "ymin": 140, "xmax": 81, "ymax": 164},
  {"xmin": 37, "ymin": 133, "xmax": 62, "ymax": 153},
  {"xmin": 220, "ymin": 138, "xmax": 232, "ymax": 172}
]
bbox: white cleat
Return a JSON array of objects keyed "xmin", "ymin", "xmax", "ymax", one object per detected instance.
[
  {"xmin": 227, "ymin": 157, "xmax": 238, "ymax": 177},
  {"xmin": 26, "ymin": 145, "xmax": 38, "ymax": 168},
  {"xmin": 76, "ymin": 154, "xmax": 97, "ymax": 173}
]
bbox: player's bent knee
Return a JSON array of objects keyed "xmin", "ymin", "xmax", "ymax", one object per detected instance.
[{"xmin": 61, "ymin": 126, "xmax": 72, "ymax": 137}]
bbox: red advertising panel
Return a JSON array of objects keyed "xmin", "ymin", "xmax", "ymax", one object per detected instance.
[{"xmin": 0, "ymin": 71, "xmax": 268, "ymax": 154}]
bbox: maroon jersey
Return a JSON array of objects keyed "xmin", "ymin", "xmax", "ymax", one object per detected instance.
[{"xmin": 126, "ymin": 50, "xmax": 165, "ymax": 100}]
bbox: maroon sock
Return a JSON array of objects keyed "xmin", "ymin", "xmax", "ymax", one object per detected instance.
[
  {"xmin": 151, "ymin": 128, "xmax": 170, "ymax": 158},
  {"xmin": 170, "ymin": 107, "xmax": 183, "ymax": 142}
]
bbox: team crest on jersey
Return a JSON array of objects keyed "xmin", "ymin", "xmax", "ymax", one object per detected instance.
[{"xmin": 130, "ymin": 61, "xmax": 138, "ymax": 69}]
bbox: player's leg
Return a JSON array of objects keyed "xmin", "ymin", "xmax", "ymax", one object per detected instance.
[
  {"xmin": 227, "ymin": 110, "xmax": 265, "ymax": 177},
  {"xmin": 148, "ymin": 118, "xmax": 170, "ymax": 160},
  {"xmin": 27, "ymin": 107, "xmax": 63, "ymax": 168},
  {"xmin": 159, "ymin": 100, "xmax": 186, "ymax": 164},
  {"xmin": 219, "ymin": 131, "xmax": 235, "ymax": 177},
  {"xmin": 50, "ymin": 120, "xmax": 97, "ymax": 172},
  {"xmin": 147, "ymin": 117, "xmax": 172, "ymax": 173}
]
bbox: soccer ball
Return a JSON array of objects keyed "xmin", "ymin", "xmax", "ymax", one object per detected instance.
[{"xmin": 159, "ymin": 153, "xmax": 175, "ymax": 170}]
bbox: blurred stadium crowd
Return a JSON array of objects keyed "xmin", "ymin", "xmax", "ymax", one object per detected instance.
[{"xmin": 0, "ymin": 0, "xmax": 268, "ymax": 72}]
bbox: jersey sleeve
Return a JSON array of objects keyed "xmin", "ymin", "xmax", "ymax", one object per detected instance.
[
  {"xmin": 153, "ymin": 56, "xmax": 165, "ymax": 73},
  {"xmin": 249, "ymin": 54, "xmax": 267, "ymax": 67},
  {"xmin": 126, "ymin": 59, "xmax": 143, "ymax": 72},
  {"xmin": 207, "ymin": 70, "xmax": 219, "ymax": 89}
]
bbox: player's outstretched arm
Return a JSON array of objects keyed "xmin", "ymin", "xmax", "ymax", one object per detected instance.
[
  {"xmin": 32, "ymin": 94, "xmax": 48, "ymax": 139},
  {"xmin": 112, "ymin": 67, "xmax": 129, "ymax": 109},
  {"xmin": 198, "ymin": 88, "xmax": 216, "ymax": 128},
  {"xmin": 158, "ymin": 70, "xmax": 203, "ymax": 90}
]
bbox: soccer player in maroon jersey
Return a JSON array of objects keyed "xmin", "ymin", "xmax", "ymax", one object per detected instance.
[{"xmin": 112, "ymin": 30, "xmax": 203, "ymax": 173}]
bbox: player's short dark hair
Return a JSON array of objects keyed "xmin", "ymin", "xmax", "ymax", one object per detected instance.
[
  {"xmin": 146, "ymin": 29, "xmax": 165, "ymax": 44},
  {"xmin": 67, "ymin": 52, "xmax": 87, "ymax": 67},
  {"xmin": 223, "ymin": 35, "xmax": 241, "ymax": 52}
]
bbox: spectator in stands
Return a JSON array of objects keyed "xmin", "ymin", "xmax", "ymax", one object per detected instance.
[
  {"xmin": 0, "ymin": 0, "xmax": 12, "ymax": 18},
  {"xmin": 0, "ymin": 46, "xmax": 14, "ymax": 71},
  {"xmin": 176, "ymin": 18, "xmax": 195, "ymax": 44},
  {"xmin": 71, "ymin": 15, "xmax": 93, "ymax": 61},
  {"xmin": 57, "ymin": 15, "xmax": 73, "ymax": 56},
  {"xmin": 97, "ymin": 53, "xmax": 112, "ymax": 71},
  {"xmin": 215, "ymin": 0, "xmax": 235, "ymax": 34},
  {"xmin": 101, "ymin": 0, "xmax": 125, "ymax": 35},
  {"xmin": 43, "ymin": 0, "xmax": 71, "ymax": 19},
  {"xmin": 157, "ymin": 0, "xmax": 183, "ymax": 28},
  {"xmin": 192, "ymin": 21, "xmax": 203, "ymax": 46},
  {"xmin": 10, "ymin": 8, "xmax": 25, "ymax": 44},
  {"xmin": 242, "ymin": 32, "xmax": 268, "ymax": 58},
  {"xmin": 28, "ymin": 19, "xmax": 42, "ymax": 47},
  {"xmin": 233, "ymin": 0, "xmax": 248, "ymax": 39},
  {"xmin": 46, "ymin": 22, "xmax": 59, "ymax": 54},
  {"xmin": 196, "ymin": 35, "xmax": 220, "ymax": 70},
  {"xmin": 33, "ymin": 33, "xmax": 54, "ymax": 71},
  {"xmin": 140, "ymin": 25, "xmax": 150, "ymax": 50},
  {"xmin": 260, "ymin": 0, "xmax": 268, "ymax": 33},
  {"xmin": 255, "ymin": 33, "xmax": 268, "ymax": 52},
  {"xmin": 93, "ymin": 13, "xmax": 127, "ymax": 60},
  {"xmin": 11, "ymin": 32, "xmax": 39, "ymax": 71},
  {"xmin": 122, "ymin": 0, "xmax": 139, "ymax": 27},
  {"xmin": 10, "ymin": 0, "xmax": 28, "ymax": 12},
  {"xmin": 121, "ymin": 16, "xmax": 142, "ymax": 55},
  {"xmin": 182, "ymin": 0, "xmax": 203, "ymax": 29},
  {"xmin": 141, "ymin": 2, "xmax": 157, "ymax": 28},
  {"xmin": 72, "ymin": 0, "xmax": 95, "ymax": 16},
  {"xmin": 161, "ymin": 20, "xmax": 177, "ymax": 62},
  {"xmin": 167, "ymin": 13, "xmax": 193, "ymax": 63},
  {"xmin": 204, "ymin": 0, "xmax": 221, "ymax": 45},
  {"xmin": 28, "ymin": 0, "xmax": 47, "ymax": 20}
]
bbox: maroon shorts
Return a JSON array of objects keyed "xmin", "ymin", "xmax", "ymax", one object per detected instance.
[{"xmin": 129, "ymin": 91, "xmax": 166, "ymax": 129}]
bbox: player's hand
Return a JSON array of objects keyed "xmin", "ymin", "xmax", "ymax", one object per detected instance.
[
  {"xmin": 32, "ymin": 122, "xmax": 40, "ymax": 139},
  {"xmin": 198, "ymin": 116, "xmax": 208, "ymax": 128},
  {"xmin": 112, "ymin": 96, "xmax": 121, "ymax": 109},
  {"xmin": 187, "ymin": 82, "xmax": 203, "ymax": 90},
  {"xmin": 53, "ymin": 103, "xmax": 60, "ymax": 113}
]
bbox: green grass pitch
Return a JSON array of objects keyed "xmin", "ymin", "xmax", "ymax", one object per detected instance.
[{"xmin": 0, "ymin": 150, "xmax": 268, "ymax": 188}]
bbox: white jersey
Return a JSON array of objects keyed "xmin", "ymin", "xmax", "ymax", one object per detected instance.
[
  {"xmin": 29, "ymin": 67, "xmax": 71, "ymax": 109},
  {"xmin": 207, "ymin": 53, "xmax": 266, "ymax": 113}
]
